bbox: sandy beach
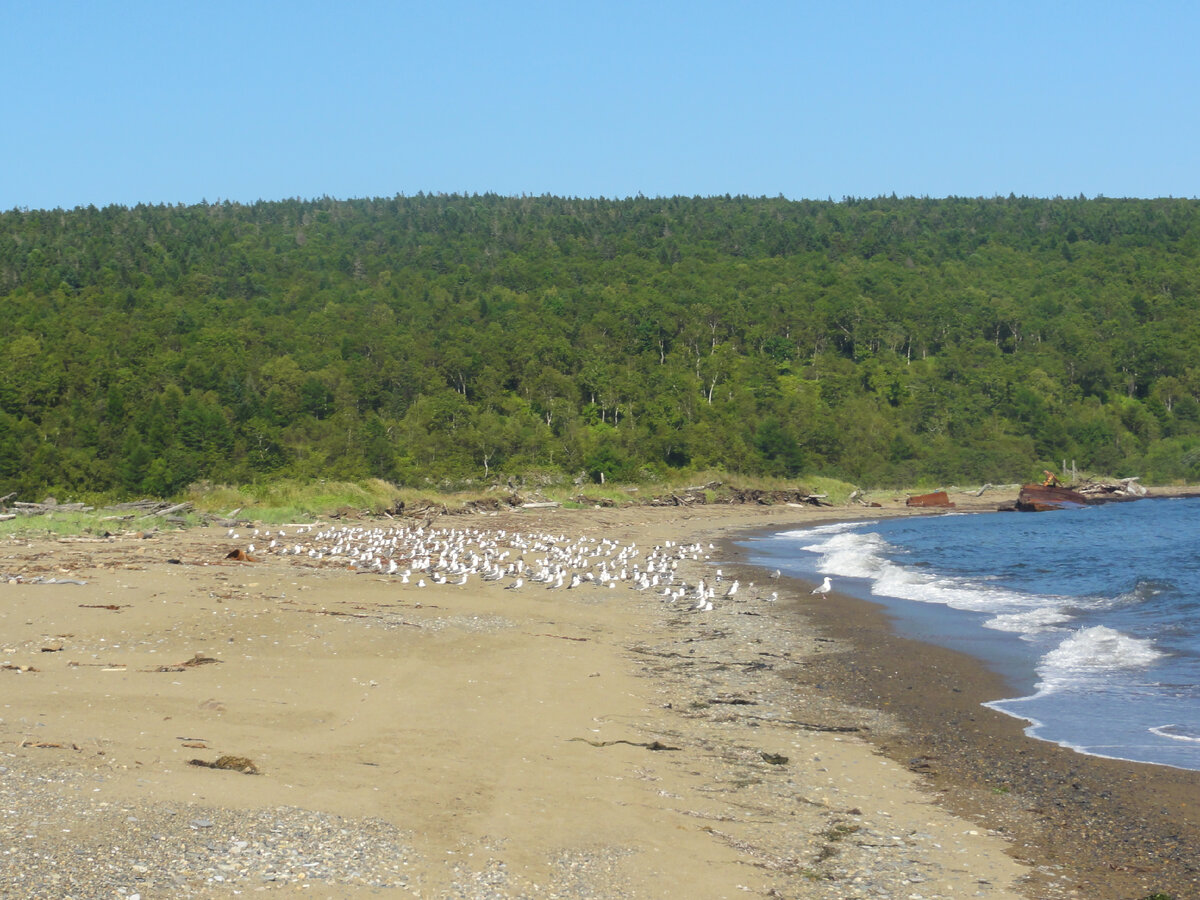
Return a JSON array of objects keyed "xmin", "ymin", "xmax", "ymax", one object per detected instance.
[{"xmin": 1, "ymin": 491, "xmax": 1196, "ymax": 899}]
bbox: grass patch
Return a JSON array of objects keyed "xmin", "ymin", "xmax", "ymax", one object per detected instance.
[
  {"xmin": 2, "ymin": 469, "xmax": 872, "ymax": 537},
  {"xmin": 186, "ymin": 479, "xmax": 404, "ymax": 522},
  {"xmin": 0, "ymin": 509, "xmax": 205, "ymax": 540}
]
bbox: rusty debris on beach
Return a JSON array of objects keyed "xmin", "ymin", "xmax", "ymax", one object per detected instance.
[
  {"xmin": 1005, "ymin": 477, "xmax": 1149, "ymax": 512},
  {"xmin": 905, "ymin": 490, "xmax": 955, "ymax": 508}
]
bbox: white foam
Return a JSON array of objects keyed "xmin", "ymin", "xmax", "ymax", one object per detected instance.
[
  {"xmin": 807, "ymin": 530, "xmax": 891, "ymax": 580},
  {"xmin": 793, "ymin": 525, "xmax": 1064, "ymax": 624},
  {"xmin": 777, "ymin": 521, "xmax": 863, "ymax": 540},
  {"xmin": 1036, "ymin": 625, "xmax": 1164, "ymax": 690},
  {"xmin": 1148, "ymin": 724, "xmax": 1200, "ymax": 743},
  {"xmin": 985, "ymin": 608, "xmax": 1074, "ymax": 634}
]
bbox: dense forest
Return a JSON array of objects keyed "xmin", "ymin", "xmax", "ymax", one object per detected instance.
[{"xmin": 2, "ymin": 194, "xmax": 1200, "ymax": 497}]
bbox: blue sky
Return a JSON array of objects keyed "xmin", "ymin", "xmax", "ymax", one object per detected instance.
[{"xmin": 3, "ymin": 1, "xmax": 1197, "ymax": 210}]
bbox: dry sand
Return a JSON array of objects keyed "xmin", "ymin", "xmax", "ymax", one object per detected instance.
[{"xmin": 0, "ymin": 489, "xmax": 1194, "ymax": 898}]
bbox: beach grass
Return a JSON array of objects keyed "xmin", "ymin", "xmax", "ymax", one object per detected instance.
[
  {"xmin": 185, "ymin": 479, "xmax": 402, "ymax": 522},
  {"xmin": 0, "ymin": 508, "xmax": 206, "ymax": 540},
  {"xmin": 0, "ymin": 472, "xmax": 872, "ymax": 537}
]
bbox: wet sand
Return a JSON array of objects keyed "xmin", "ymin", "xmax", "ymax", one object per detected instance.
[
  {"xmin": 0, "ymin": 490, "xmax": 1195, "ymax": 898},
  {"xmin": 718, "ymin": 513, "xmax": 1200, "ymax": 900}
]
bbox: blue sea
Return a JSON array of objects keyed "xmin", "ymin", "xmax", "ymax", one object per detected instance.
[{"xmin": 746, "ymin": 496, "xmax": 1200, "ymax": 771}]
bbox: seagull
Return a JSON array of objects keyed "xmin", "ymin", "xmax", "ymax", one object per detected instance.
[{"xmin": 812, "ymin": 576, "xmax": 832, "ymax": 598}]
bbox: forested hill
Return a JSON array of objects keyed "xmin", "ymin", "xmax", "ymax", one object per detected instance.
[{"xmin": 3, "ymin": 194, "xmax": 1200, "ymax": 497}]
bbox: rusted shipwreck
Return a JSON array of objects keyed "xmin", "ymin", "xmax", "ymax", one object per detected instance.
[
  {"xmin": 1005, "ymin": 477, "xmax": 1148, "ymax": 512},
  {"xmin": 1012, "ymin": 483, "xmax": 1094, "ymax": 511}
]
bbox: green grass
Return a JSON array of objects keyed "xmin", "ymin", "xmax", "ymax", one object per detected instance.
[
  {"xmin": 186, "ymin": 478, "xmax": 403, "ymax": 523},
  {"xmin": 0, "ymin": 471, "xmax": 868, "ymax": 538},
  {"xmin": 0, "ymin": 509, "xmax": 205, "ymax": 540}
]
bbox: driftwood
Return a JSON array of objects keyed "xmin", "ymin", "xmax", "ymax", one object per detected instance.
[
  {"xmin": 10, "ymin": 500, "xmax": 94, "ymax": 515},
  {"xmin": 1076, "ymin": 476, "xmax": 1147, "ymax": 498},
  {"xmin": 108, "ymin": 499, "xmax": 169, "ymax": 511},
  {"xmin": 724, "ymin": 488, "xmax": 830, "ymax": 506},
  {"xmin": 568, "ymin": 737, "xmax": 680, "ymax": 751},
  {"xmin": 571, "ymin": 494, "xmax": 616, "ymax": 507},
  {"xmin": 139, "ymin": 501, "xmax": 192, "ymax": 519}
]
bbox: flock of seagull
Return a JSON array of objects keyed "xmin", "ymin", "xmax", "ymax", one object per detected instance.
[{"xmin": 224, "ymin": 522, "xmax": 832, "ymax": 611}]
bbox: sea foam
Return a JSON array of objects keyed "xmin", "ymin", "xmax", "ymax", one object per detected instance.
[
  {"xmin": 762, "ymin": 502, "xmax": 1200, "ymax": 769},
  {"xmin": 1036, "ymin": 625, "xmax": 1163, "ymax": 689}
]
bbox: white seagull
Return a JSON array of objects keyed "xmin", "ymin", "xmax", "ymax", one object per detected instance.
[{"xmin": 812, "ymin": 576, "xmax": 832, "ymax": 598}]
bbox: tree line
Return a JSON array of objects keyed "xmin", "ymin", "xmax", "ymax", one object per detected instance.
[{"xmin": 2, "ymin": 193, "xmax": 1199, "ymax": 497}]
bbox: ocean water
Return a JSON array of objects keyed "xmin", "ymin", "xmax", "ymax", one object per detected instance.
[{"xmin": 746, "ymin": 497, "xmax": 1200, "ymax": 771}]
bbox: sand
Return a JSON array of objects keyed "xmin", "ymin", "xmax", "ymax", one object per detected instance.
[{"xmin": 0, "ymin": 490, "xmax": 1195, "ymax": 899}]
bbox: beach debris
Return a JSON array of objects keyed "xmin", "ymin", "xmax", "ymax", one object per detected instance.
[
  {"xmin": 568, "ymin": 737, "xmax": 681, "ymax": 751},
  {"xmin": 1, "ymin": 662, "xmax": 37, "ymax": 673},
  {"xmin": 527, "ymin": 632, "xmax": 589, "ymax": 642},
  {"xmin": 0, "ymin": 574, "xmax": 89, "ymax": 585},
  {"xmin": 1006, "ymin": 476, "xmax": 1150, "ymax": 512},
  {"xmin": 1011, "ymin": 483, "xmax": 1093, "ymax": 511},
  {"xmin": 283, "ymin": 606, "xmax": 389, "ymax": 620},
  {"xmin": 39, "ymin": 640, "xmax": 64, "ymax": 652},
  {"xmin": 5, "ymin": 498, "xmax": 95, "ymax": 516},
  {"xmin": 188, "ymin": 754, "xmax": 261, "ymax": 774},
  {"xmin": 179, "ymin": 652, "xmax": 221, "ymax": 666},
  {"xmin": 736, "ymin": 714, "xmax": 864, "ymax": 733},
  {"xmin": 972, "ymin": 482, "xmax": 997, "ymax": 496},
  {"xmin": 759, "ymin": 752, "xmax": 789, "ymax": 765},
  {"xmin": 908, "ymin": 755, "xmax": 939, "ymax": 772},
  {"xmin": 150, "ymin": 652, "xmax": 222, "ymax": 672},
  {"xmin": 68, "ymin": 660, "xmax": 124, "ymax": 668},
  {"xmin": 78, "ymin": 603, "xmax": 125, "ymax": 611},
  {"xmin": 905, "ymin": 490, "xmax": 955, "ymax": 508},
  {"xmin": 19, "ymin": 740, "xmax": 80, "ymax": 750}
]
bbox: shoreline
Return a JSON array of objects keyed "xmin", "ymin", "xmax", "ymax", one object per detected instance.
[
  {"xmin": 0, "ymin": 491, "xmax": 1195, "ymax": 898},
  {"xmin": 718, "ymin": 495, "xmax": 1200, "ymax": 900}
]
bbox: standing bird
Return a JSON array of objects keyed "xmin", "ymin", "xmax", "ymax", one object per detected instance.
[{"xmin": 812, "ymin": 576, "xmax": 832, "ymax": 598}]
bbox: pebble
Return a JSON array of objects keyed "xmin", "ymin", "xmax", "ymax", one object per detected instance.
[{"xmin": 0, "ymin": 758, "xmax": 418, "ymax": 896}]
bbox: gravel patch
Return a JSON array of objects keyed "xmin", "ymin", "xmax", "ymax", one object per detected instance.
[{"xmin": 0, "ymin": 757, "xmax": 418, "ymax": 898}]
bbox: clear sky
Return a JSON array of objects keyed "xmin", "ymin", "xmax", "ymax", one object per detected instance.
[{"xmin": 3, "ymin": 0, "xmax": 1197, "ymax": 210}]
